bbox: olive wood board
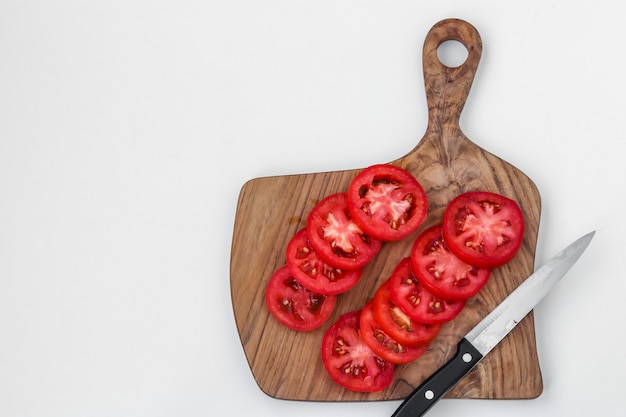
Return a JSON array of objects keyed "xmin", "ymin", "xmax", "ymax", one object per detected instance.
[{"xmin": 230, "ymin": 18, "xmax": 543, "ymax": 402}]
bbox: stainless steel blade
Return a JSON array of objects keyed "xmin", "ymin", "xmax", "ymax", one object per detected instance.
[{"xmin": 466, "ymin": 230, "xmax": 595, "ymax": 356}]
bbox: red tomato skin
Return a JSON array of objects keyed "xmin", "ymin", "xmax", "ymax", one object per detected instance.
[
  {"xmin": 321, "ymin": 310, "xmax": 395, "ymax": 392},
  {"xmin": 286, "ymin": 228, "xmax": 363, "ymax": 295},
  {"xmin": 359, "ymin": 302, "xmax": 428, "ymax": 365},
  {"xmin": 347, "ymin": 164, "xmax": 428, "ymax": 241},
  {"xmin": 265, "ymin": 266, "xmax": 337, "ymax": 331},
  {"xmin": 442, "ymin": 191, "xmax": 524, "ymax": 268},
  {"xmin": 410, "ymin": 226, "xmax": 491, "ymax": 301},
  {"xmin": 307, "ymin": 192, "xmax": 382, "ymax": 270},
  {"xmin": 388, "ymin": 257, "xmax": 466, "ymax": 325},
  {"xmin": 371, "ymin": 280, "xmax": 442, "ymax": 347}
]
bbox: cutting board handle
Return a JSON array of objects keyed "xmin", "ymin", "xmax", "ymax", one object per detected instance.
[{"xmin": 423, "ymin": 19, "xmax": 483, "ymax": 132}]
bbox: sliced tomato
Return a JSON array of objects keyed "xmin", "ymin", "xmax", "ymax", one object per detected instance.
[
  {"xmin": 410, "ymin": 225, "xmax": 491, "ymax": 301},
  {"xmin": 286, "ymin": 228, "xmax": 363, "ymax": 295},
  {"xmin": 307, "ymin": 192, "xmax": 382, "ymax": 270},
  {"xmin": 442, "ymin": 191, "xmax": 524, "ymax": 268},
  {"xmin": 359, "ymin": 301, "xmax": 428, "ymax": 365},
  {"xmin": 265, "ymin": 266, "xmax": 336, "ymax": 331},
  {"xmin": 346, "ymin": 164, "xmax": 428, "ymax": 241},
  {"xmin": 372, "ymin": 279, "xmax": 442, "ymax": 346},
  {"xmin": 321, "ymin": 310, "xmax": 395, "ymax": 392},
  {"xmin": 388, "ymin": 257, "xmax": 466, "ymax": 325}
]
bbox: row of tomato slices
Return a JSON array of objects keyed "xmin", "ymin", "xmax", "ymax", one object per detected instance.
[{"xmin": 264, "ymin": 163, "xmax": 525, "ymax": 392}]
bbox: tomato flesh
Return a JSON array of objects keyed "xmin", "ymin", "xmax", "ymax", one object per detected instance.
[
  {"xmin": 347, "ymin": 164, "xmax": 428, "ymax": 241},
  {"xmin": 442, "ymin": 191, "xmax": 524, "ymax": 268},
  {"xmin": 410, "ymin": 225, "xmax": 491, "ymax": 300},
  {"xmin": 388, "ymin": 257, "xmax": 466, "ymax": 324},
  {"xmin": 265, "ymin": 265, "xmax": 336, "ymax": 331},
  {"xmin": 286, "ymin": 228, "xmax": 363, "ymax": 295},
  {"xmin": 372, "ymin": 279, "xmax": 441, "ymax": 346},
  {"xmin": 307, "ymin": 192, "xmax": 382, "ymax": 270},
  {"xmin": 321, "ymin": 310, "xmax": 395, "ymax": 392},
  {"xmin": 359, "ymin": 302, "xmax": 428, "ymax": 365}
]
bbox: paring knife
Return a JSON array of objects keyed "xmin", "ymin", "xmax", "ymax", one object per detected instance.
[{"xmin": 391, "ymin": 231, "xmax": 595, "ymax": 417}]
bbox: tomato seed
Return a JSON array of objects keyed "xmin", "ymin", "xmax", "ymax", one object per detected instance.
[
  {"xmin": 429, "ymin": 301, "xmax": 443, "ymax": 313},
  {"xmin": 410, "ymin": 295, "xmax": 421, "ymax": 306},
  {"xmin": 296, "ymin": 246, "xmax": 310, "ymax": 259},
  {"xmin": 454, "ymin": 277, "xmax": 470, "ymax": 287}
]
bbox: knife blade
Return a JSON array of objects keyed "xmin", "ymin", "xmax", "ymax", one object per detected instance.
[{"xmin": 390, "ymin": 230, "xmax": 595, "ymax": 417}]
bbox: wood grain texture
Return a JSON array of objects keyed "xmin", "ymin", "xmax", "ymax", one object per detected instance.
[{"xmin": 230, "ymin": 19, "xmax": 542, "ymax": 402}]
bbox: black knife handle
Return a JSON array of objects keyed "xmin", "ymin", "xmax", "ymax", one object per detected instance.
[{"xmin": 391, "ymin": 338, "xmax": 483, "ymax": 417}]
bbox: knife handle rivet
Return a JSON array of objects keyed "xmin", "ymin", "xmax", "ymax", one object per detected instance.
[
  {"xmin": 462, "ymin": 352, "xmax": 473, "ymax": 363},
  {"xmin": 424, "ymin": 390, "xmax": 435, "ymax": 400}
]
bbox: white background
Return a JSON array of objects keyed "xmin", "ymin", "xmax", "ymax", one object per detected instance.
[{"xmin": 0, "ymin": 1, "xmax": 623, "ymax": 416}]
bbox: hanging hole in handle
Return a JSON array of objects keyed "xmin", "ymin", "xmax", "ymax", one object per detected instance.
[{"xmin": 437, "ymin": 40, "xmax": 469, "ymax": 68}]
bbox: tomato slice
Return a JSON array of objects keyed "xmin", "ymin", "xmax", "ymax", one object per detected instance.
[
  {"xmin": 347, "ymin": 164, "xmax": 428, "ymax": 241},
  {"xmin": 371, "ymin": 279, "xmax": 442, "ymax": 346},
  {"xmin": 265, "ymin": 266, "xmax": 336, "ymax": 331},
  {"xmin": 286, "ymin": 228, "xmax": 363, "ymax": 295},
  {"xmin": 388, "ymin": 257, "xmax": 466, "ymax": 325},
  {"xmin": 410, "ymin": 225, "xmax": 491, "ymax": 300},
  {"xmin": 321, "ymin": 310, "xmax": 395, "ymax": 392},
  {"xmin": 307, "ymin": 192, "xmax": 382, "ymax": 270},
  {"xmin": 359, "ymin": 301, "xmax": 428, "ymax": 365},
  {"xmin": 442, "ymin": 191, "xmax": 524, "ymax": 268}
]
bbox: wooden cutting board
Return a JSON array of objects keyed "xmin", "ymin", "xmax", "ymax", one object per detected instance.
[{"xmin": 230, "ymin": 18, "xmax": 542, "ymax": 402}]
